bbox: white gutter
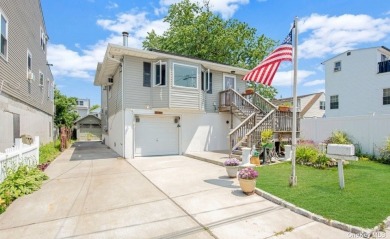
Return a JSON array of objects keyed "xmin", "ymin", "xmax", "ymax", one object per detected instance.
[{"xmin": 121, "ymin": 59, "xmax": 125, "ymax": 158}]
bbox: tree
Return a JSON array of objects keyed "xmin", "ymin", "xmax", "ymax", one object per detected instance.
[
  {"xmin": 54, "ymin": 89, "xmax": 78, "ymax": 128},
  {"xmin": 143, "ymin": 0, "xmax": 276, "ymax": 70},
  {"xmin": 90, "ymin": 104, "xmax": 100, "ymax": 112},
  {"xmin": 248, "ymin": 82, "xmax": 278, "ymax": 100}
]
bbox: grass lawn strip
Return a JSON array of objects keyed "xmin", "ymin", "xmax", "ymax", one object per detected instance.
[{"xmin": 256, "ymin": 161, "xmax": 390, "ymax": 228}]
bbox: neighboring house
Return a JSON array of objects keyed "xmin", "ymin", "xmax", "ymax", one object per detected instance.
[
  {"xmin": 301, "ymin": 46, "xmax": 390, "ymax": 154},
  {"xmin": 94, "ymin": 37, "xmax": 296, "ymax": 158},
  {"xmin": 323, "ymin": 46, "xmax": 390, "ymax": 117},
  {"xmin": 0, "ymin": 0, "xmax": 55, "ymax": 151},
  {"xmin": 273, "ymin": 92, "xmax": 325, "ymax": 118},
  {"xmin": 74, "ymin": 115, "xmax": 101, "ymax": 141},
  {"xmin": 76, "ymin": 99, "xmax": 90, "ymax": 118}
]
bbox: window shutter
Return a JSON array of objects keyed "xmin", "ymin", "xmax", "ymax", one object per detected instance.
[
  {"xmin": 207, "ymin": 73, "xmax": 212, "ymax": 94},
  {"xmin": 201, "ymin": 72, "xmax": 204, "ymax": 91},
  {"xmin": 143, "ymin": 62, "xmax": 151, "ymax": 87}
]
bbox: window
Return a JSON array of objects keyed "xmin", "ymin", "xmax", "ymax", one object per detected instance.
[
  {"xmin": 39, "ymin": 72, "xmax": 44, "ymax": 87},
  {"xmin": 27, "ymin": 50, "xmax": 32, "ymax": 71},
  {"xmin": 50, "ymin": 81, "xmax": 54, "ymax": 101},
  {"xmin": 320, "ymin": 101, "xmax": 325, "ymax": 110},
  {"xmin": 40, "ymin": 27, "xmax": 46, "ymax": 52},
  {"xmin": 201, "ymin": 70, "xmax": 212, "ymax": 94},
  {"xmin": 143, "ymin": 62, "xmax": 151, "ymax": 87},
  {"xmin": 334, "ymin": 61, "xmax": 341, "ymax": 72},
  {"xmin": 383, "ymin": 88, "xmax": 390, "ymax": 105},
  {"xmin": 79, "ymin": 101, "xmax": 84, "ymax": 106},
  {"xmin": 330, "ymin": 95, "xmax": 339, "ymax": 109},
  {"xmin": 0, "ymin": 12, "xmax": 8, "ymax": 59},
  {"xmin": 173, "ymin": 63, "xmax": 198, "ymax": 88},
  {"xmin": 154, "ymin": 61, "xmax": 166, "ymax": 86},
  {"xmin": 47, "ymin": 79, "xmax": 50, "ymax": 99}
]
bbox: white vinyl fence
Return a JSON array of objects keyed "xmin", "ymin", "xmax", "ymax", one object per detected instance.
[
  {"xmin": 301, "ymin": 114, "xmax": 390, "ymax": 155},
  {"xmin": 0, "ymin": 136, "xmax": 40, "ymax": 183}
]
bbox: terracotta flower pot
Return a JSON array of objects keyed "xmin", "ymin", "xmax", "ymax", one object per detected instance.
[
  {"xmin": 250, "ymin": 156, "xmax": 260, "ymax": 166},
  {"xmin": 225, "ymin": 166, "xmax": 239, "ymax": 178},
  {"xmin": 238, "ymin": 178, "xmax": 256, "ymax": 194},
  {"xmin": 245, "ymin": 88, "xmax": 254, "ymax": 94}
]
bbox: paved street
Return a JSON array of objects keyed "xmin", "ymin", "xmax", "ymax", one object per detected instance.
[{"xmin": 0, "ymin": 142, "xmax": 355, "ymax": 238}]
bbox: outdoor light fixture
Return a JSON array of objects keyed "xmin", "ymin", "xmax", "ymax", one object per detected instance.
[
  {"xmin": 135, "ymin": 116, "xmax": 140, "ymax": 122},
  {"xmin": 174, "ymin": 116, "xmax": 180, "ymax": 123}
]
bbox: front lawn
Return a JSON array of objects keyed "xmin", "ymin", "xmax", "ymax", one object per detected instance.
[{"xmin": 256, "ymin": 161, "xmax": 390, "ymax": 228}]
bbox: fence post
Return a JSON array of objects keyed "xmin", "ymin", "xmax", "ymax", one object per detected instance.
[{"xmin": 35, "ymin": 136, "xmax": 40, "ymax": 165}]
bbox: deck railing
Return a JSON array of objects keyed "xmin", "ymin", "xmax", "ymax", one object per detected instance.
[
  {"xmin": 251, "ymin": 92, "xmax": 277, "ymax": 113},
  {"xmin": 229, "ymin": 112, "xmax": 257, "ymax": 154},
  {"xmin": 219, "ymin": 89, "xmax": 259, "ymax": 118}
]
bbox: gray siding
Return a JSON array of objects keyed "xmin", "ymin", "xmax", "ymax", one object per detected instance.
[
  {"xmin": 107, "ymin": 67, "xmax": 122, "ymax": 117},
  {"xmin": 0, "ymin": 0, "xmax": 54, "ymax": 116},
  {"xmin": 205, "ymin": 71, "xmax": 222, "ymax": 112},
  {"xmin": 123, "ymin": 56, "xmax": 154, "ymax": 109},
  {"xmin": 101, "ymin": 86, "xmax": 108, "ymax": 131}
]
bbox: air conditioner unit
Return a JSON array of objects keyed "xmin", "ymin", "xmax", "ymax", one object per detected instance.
[{"xmin": 27, "ymin": 71, "xmax": 35, "ymax": 81}]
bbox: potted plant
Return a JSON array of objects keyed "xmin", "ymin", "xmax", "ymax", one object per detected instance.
[
  {"xmin": 278, "ymin": 102, "xmax": 292, "ymax": 112},
  {"xmin": 250, "ymin": 150, "xmax": 260, "ymax": 166},
  {"xmin": 238, "ymin": 167, "xmax": 259, "ymax": 195},
  {"xmin": 261, "ymin": 129, "xmax": 274, "ymax": 149},
  {"xmin": 245, "ymin": 87, "xmax": 254, "ymax": 95},
  {"xmin": 223, "ymin": 158, "xmax": 241, "ymax": 178}
]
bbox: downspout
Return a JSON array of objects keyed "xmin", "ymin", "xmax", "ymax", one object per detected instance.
[
  {"xmin": 121, "ymin": 60, "xmax": 125, "ymax": 158},
  {"xmin": 122, "ymin": 32, "xmax": 128, "ymax": 158}
]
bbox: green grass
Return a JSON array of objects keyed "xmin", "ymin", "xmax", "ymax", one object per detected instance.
[
  {"xmin": 39, "ymin": 140, "xmax": 61, "ymax": 164},
  {"xmin": 256, "ymin": 161, "xmax": 390, "ymax": 228}
]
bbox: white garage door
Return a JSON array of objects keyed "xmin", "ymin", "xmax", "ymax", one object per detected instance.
[{"xmin": 135, "ymin": 116, "xmax": 179, "ymax": 156}]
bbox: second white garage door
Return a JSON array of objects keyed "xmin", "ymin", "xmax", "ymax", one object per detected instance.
[{"xmin": 134, "ymin": 116, "xmax": 179, "ymax": 156}]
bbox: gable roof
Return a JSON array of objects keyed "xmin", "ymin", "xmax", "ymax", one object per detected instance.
[
  {"xmin": 321, "ymin": 46, "xmax": 390, "ymax": 64},
  {"xmin": 74, "ymin": 114, "xmax": 101, "ymax": 124},
  {"xmin": 94, "ymin": 44, "xmax": 250, "ymax": 86}
]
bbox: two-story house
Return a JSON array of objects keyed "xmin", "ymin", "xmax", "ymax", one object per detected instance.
[
  {"xmin": 322, "ymin": 46, "xmax": 390, "ymax": 117},
  {"xmin": 0, "ymin": 0, "xmax": 54, "ymax": 151},
  {"xmin": 76, "ymin": 98, "xmax": 90, "ymax": 118},
  {"xmin": 95, "ymin": 36, "xmax": 296, "ymax": 158}
]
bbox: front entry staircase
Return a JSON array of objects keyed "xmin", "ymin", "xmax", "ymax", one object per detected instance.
[{"xmin": 219, "ymin": 89, "xmax": 299, "ymax": 157}]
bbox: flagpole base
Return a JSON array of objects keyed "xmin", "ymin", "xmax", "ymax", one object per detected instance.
[{"xmin": 289, "ymin": 176, "xmax": 297, "ymax": 186}]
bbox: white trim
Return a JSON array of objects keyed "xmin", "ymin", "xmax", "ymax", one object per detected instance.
[
  {"xmin": 223, "ymin": 73, "xmax": 236, "ymax": 90},
  {"xmin": 172, "ymin": 62, "xmax": 198, "ymax": 89},
  {"xmin": 0, "ymin": 9, "xmax": 8, "ymax": 61},
  {"xmin": 153, "ymin": 61, "xmax": 167, "ymax": 87}
]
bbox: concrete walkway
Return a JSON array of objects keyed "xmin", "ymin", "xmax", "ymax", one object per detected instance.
[{"xmin": 0, "ymin": 142, "xmax": 355, "ymax": 238}]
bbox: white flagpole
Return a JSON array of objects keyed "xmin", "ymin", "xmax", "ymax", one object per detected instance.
[{"xmin": 290, "ymin": 17, "xmax": 298, "ymax": 186}]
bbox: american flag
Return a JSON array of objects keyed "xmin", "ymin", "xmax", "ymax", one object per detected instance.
[{"xmin": 243, "ymin": 30, "xmax": 293, "ymax": 86}]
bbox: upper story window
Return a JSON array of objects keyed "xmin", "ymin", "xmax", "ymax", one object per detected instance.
[
  {"xmin": 39, "ymin": 71, "xmax": 44, "ymax": 87},
  {"xmin": 27, "ymin": 51, "xmax": 32, "ymax": 71},
  {"xmin": 201, "ymin": 69, "xmax": 212, "ymax": 94},
  {"xmin": 154, "ymin": 61, "xmax": 167, "ymax": 86},
  {"xmin": 334, "ymin": 61, "xmax": 341, "ymax": 72},
  {"xmin": 143, "ymin": 62, "xmax": 151, "ymax": 87},
  {"xmin": 173, "ymin": 63, "xmax": 198, "ymax": 89},
  {"xmin": 78, "ymin": 100, "xmax": 84, "ymax": 106},
  {"xmin": 330, "ymin": 95, "xmax": 339, "ymax": 109},
  {"xmin": 40, "ymin": 27, "xmax": 47, "ymax": 52},
  {"xmin": 383, "ymin": 88, "xmax": 390, "ymax": 105},
  {"xmin": 320, "ymin": 101, "xmax": 325, "ymax": 110},
  {"xmin": 0, "ymin": 11, "xmax": 8, "ymax": 60}
]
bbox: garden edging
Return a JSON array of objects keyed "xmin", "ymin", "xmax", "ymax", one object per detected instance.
[{"xmin": 255, "ymin": 188, "xmax": 390, "ymax": 238}]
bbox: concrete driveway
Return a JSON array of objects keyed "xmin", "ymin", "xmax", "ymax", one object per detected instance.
[{"xmin": 0, "ymin": 142, "xmax": 352, "ymax": 238}]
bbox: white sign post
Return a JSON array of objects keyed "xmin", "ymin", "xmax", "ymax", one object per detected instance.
[{"xmin": 326, "ymin": 144, "xmax": 358, "ymax": 189}]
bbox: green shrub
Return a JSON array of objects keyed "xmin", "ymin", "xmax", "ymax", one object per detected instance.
[
  {"xmin": 378, "ymin": 138, "xmax": 390, "ymax": 164},
  {"xmin": 39, "ymin": 140, "xmax": 61, "ymax": 164},
  {"xmin": 296, "ymin": 144, "xmax": 318, "ymax": 165},
  {"xmin": 326, "ymin": 131, "xmax": 353, "ymax": 144},
  {"xmin": 0, "ymin": 166, "xmax": 48, "ymax": 213},
  {"xmin": 314, "ymin": 154, "xmax": 331, "ymax": 169}
]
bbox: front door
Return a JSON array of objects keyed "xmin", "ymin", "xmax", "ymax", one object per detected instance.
[{"xmin": 223, "ymin": 74, "xmax": 236, "ymax": 106}]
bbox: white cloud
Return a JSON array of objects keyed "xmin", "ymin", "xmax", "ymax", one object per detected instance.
[
  {"xmin": 106, "ymin": 1, "xmax": 119, "ymax": 9},
  {"xmin": 272, "ymin": 70, "xmax": 315, "ymax": 86},
  {"xmin": 303, "ymin": 79, "xmax": 325, "ymax": 87},
  {"xmin": 158, "ymin": 0, "xmax": 249, "ymax": 19},
  {"xmin": 298, "ymin": 14, "xmax": 390, "ymax": 59}
]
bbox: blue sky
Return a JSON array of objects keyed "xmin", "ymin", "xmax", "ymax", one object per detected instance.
[{"xmin": 41, "ymin": 0, "xmax": 390, "ymax": 105}]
